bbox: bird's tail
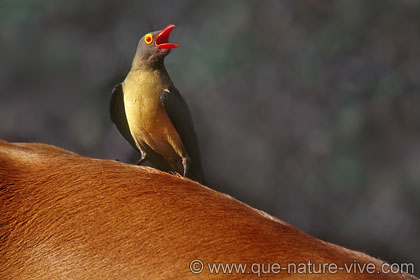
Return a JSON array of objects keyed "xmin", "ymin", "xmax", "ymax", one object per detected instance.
[
  {"xmin": 192, "ymin": 167, "xmax": 206, "ymax": 185},
  {"xmin": 186, "ymin": 161, "xmax": 206, "ymax": 185}
]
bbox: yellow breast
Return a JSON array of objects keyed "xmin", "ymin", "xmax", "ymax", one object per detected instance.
[{"xmin": 122, "ymin": 69, "xmax": 185, "ymax": 171}]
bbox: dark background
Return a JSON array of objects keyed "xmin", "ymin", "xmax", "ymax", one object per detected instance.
[{"xmin": 1, "ymin": 0, "xmax": 419, "ymax": 273}]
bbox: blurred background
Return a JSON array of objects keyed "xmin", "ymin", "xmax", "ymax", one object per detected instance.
[{"xmin": 1, "ymin": 0, "xmax": 419, "ymax": 273}]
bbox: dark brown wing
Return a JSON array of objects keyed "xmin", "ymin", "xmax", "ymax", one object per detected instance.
[
  {"xmin": 160, "ymin": 87, "xmax": 206, "ymax": 184},
  {"xmin": 110, "ymin": 83, "xmax": 140, "ymax": 153}
]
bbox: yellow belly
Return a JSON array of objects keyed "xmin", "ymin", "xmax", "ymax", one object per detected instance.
[{"xmin": 122, "ymin": 70, "xmax": 185, "ymax": 172}]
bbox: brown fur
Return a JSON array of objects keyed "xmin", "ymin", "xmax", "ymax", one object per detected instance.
[{"xmin": 0, "ymin": 140, "xmax": 417, "ymax": 279}]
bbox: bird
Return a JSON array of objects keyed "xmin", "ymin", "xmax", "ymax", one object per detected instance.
[{"xmin": 110, "ymin": 24, "xmax": 206, "ymax": 185}]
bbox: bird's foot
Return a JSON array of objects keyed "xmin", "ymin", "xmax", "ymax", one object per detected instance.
[
  {"xmin": 135, "ymin": 158, "xmax": 146, "ymax": 165},
  {"xmin": 182, "ymin": 155, "xmax": 191, "ymax": 177}
]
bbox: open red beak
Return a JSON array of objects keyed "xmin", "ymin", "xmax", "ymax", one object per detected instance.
[{"xmin": 155, "ymin": 24, "xmax": 178, "ymax": 49}]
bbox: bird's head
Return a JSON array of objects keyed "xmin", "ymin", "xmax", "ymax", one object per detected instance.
[{"xmin": 134, "ymin": 24, "xmax": 178, "ymax": 68}]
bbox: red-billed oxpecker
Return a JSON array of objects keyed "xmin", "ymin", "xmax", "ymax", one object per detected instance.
[{"xmin": 110, "ymin": 25, "xmax": 206, "ymax": 184}]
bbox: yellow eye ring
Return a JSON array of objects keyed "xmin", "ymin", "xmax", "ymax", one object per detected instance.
[{"xmin": 145, "ymin": 33, "xmax": 153, "ymax": 44}]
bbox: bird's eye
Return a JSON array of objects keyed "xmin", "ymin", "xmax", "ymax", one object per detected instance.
[{"xmin": 145, "ymin": 33, "xmax": 153, "ymax": 44}]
